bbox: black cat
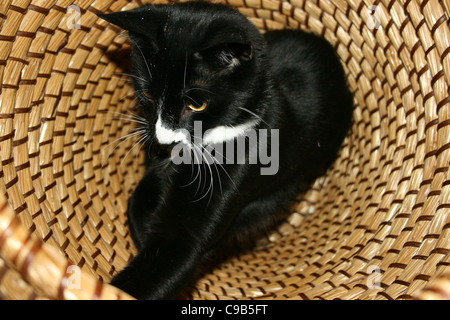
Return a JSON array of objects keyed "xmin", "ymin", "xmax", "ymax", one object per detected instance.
[{"xmin": 98, "ymin": 1, "xmax": 353, "ymax": 299}]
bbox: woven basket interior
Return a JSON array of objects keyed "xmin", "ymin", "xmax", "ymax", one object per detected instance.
[{"xmin": 0, "ymin": 0, "xmax": 449, "ymax": 300}]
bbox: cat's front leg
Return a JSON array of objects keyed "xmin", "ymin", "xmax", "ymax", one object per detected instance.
[
  {"xmin": 110, "ymin": 232, "xmax": 203, "ymax": 299},
  {"xmin": 125, "ymin": 168, "xmax": 164, "ymax": 250},
  {"xmin": 111, "ymin": 179, "xmax": 239, "ymax": 299},
  {"xmin": 110, "ymin": 202, "xmax": 231, "ymax": 299}
]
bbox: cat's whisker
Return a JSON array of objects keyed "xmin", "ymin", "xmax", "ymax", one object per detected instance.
[
  {"xmin": 101, "ymin": 115, "xmax": 148, "ymax": 125},
  {"xmin": 193, "ymin": 143, "xmax": 211, "ymax": 198},
  {"xmin": 206, "ymin": 146, "xmax": 230, "ymax": 194},
  {"xmin": 106, "ymin": 128, "xmax": 146, "ymax": 150},
  {"xmin": 199, "ymin": 149, "xmax": 212, "ymax": 199},
  {"xmin": 238, "ymin": 106, "xmax": 269, "ymax": 126},
  {"xmin": 213, "ymin": 161, "xmax": 223, "ymax": 198},
  {"xmin": 118, "ymin": 90, "xmax": 139, "ymax": 102},
  {"xmin": 184, "ymin": 94, "xmax": 202, "ymax": 107},
  {"xmin": 148, "ymin": 157, "xmax": 172, "ymax": 174},
  {"xmin": 102, "ymin": 111, "xmax": 148, "ymax": 126},
  {"xmin": 201, "ymin": 145, "xmax": 236, "ymax": 196},
  {"xmin": 104, "ymin": 116, "xmax": 148, "ymax": 126},
  {"xmin": 202, "ymin": 149, "xmax": 215, "ymax": 205},
  {"xmin": 200, "ymin": 145, "xmax": 223, "ymax": 200},
  {"xmin": 194, "ymin": 134, "xmax": 236, "ymax": 191},
  {"xmin": 188, "ymin": 143, "xmax": 225, "ymax": 205},
  {"xmin": 125, "ymin": 110, "xmax": 148, "ymax": 123},
  {"xmin": 203, "ymin": 144, "xmax": 233, "ymax": 166},
  {"xmin": 121, "ymin": 132, "xmax": 149, "ymax": 166},
  {"xmin": 190, "ymin": 144, "xmax": 215, "ymax": 204},
  {"xmin": 179, "ymin": 144, "xmax": 198, "ymax": 187},
  {"xmin": 112, "ymin": 72, "xmax": 149, "ymax": 84},
  {"xmin": 103, "ymin": 110, "xmax": 147, "ymax": 122},
  {"xmin": 133, "ymin": 42, "xmax": 153, "ymax": 79},
  {"xmin": 135, "ymin": 134, "xmax": 150, "ymax": 160},
  {"xmin": 110, "ymin": 76, "xmax": 134, "ymax": 83},
  {"xmin": 209, "ymin": 152, "xmax": 235, "ymax": 189},
  {"xmin": 122, "ymin": 89, "xmax": 149, "ymax": 101},
  {"xmin": 193, "ymin": 135, "xmax": 214, "ymax": 198},
  {"xmin": 191, "ymin": 144, "xmax": 205, "ymax": 197},
  {"xmin": 183, "ymin": 51, "xmax": 188, "ymax": 90},
  {"xmin": 145, "ymin": 139, "xmax": 154, "ymax": 161},
  {"xmin": 187, "ymin": 144, "xmax": 195, "ymax": 181},
  {"xmin": 184, "ymin": 87, "xmax": 216, "ymax": 95},
  {"xmin": 103, "ymin": 129, "xmax": 147, "ymax": 164}
]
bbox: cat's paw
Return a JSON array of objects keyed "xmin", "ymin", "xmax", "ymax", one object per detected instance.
[{"xmin": 110, "ymin": 266, "xmax": 172, "ymax": 300}]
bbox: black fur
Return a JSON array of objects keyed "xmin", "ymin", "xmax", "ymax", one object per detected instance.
[{"xmin": 98, "ymin": 1, "xmax": 353, "ymax": 299}]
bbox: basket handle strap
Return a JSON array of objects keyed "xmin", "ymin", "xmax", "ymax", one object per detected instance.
[{"xmin": 0, "ymin": 191, "xmax": 134, "ymax": 300}]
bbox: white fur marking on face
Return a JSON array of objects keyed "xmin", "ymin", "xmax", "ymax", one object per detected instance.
[
  {"xmin": 218, "ymin": 51, "xmax": 239, "ymax": 67},
  {"xmin": 155, "ymin": 114, "xmax": 188, "ymax": 145},
  {"xmin": 202, "ymin": 120, "xmax": 259, "ymax": 145}
]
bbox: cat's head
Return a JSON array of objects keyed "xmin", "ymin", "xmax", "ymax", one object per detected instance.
[{"xmin": 98, "ymin": 2, "xmax": 267, "ymax": 147}]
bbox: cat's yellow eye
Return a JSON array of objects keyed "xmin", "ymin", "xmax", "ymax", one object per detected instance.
[{"xmin": 187, "ymin": 101, "xmax": 207, "ymax": 112}]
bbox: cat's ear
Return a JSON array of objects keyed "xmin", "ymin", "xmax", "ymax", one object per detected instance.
[
  {"xmin": 97, "ymin": 6, "xmax": 161, "ymax": 38},
  {"xmin": 220, "ymin": 42, "xmax": 253, "ymax": 63},
  {"xmin": 197, "ymin": 32, "xmax": 253, "ymax": 69}
]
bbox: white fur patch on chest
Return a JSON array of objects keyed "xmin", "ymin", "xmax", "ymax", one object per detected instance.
[
  {"xmin": 202, "ymin": 120, "xmax": 259, "ymax": 145},
  {"xmin": 155, "ymin": 114, "xmax": 259, "ymax": 146}
]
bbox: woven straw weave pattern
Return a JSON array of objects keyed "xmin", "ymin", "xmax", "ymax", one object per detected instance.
[{"xmin": 0, "ymin": 0, "xmax": 449, "ymax": 300}]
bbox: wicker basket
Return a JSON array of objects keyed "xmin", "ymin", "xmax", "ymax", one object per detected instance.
[{"xmin": 0, "ymin": 0, "xmax": 449, "ymax": 300}]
